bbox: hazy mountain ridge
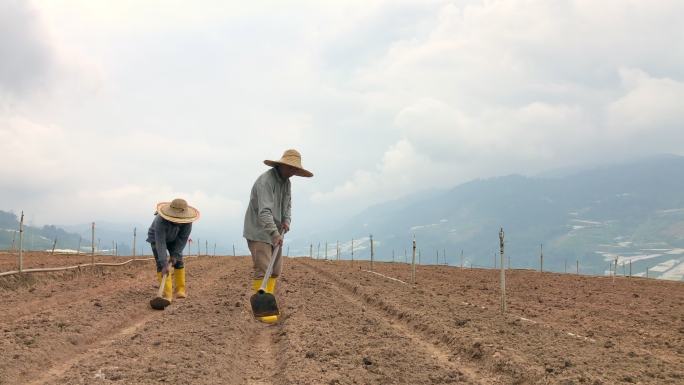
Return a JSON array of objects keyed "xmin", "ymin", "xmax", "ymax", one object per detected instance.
[{"xmin": 313, "ymin": 156, "xmax": 684, "ymax": 280}]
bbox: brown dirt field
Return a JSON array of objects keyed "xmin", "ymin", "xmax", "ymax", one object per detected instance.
[{"xmin": 1, "ymin": 253, "xmax": 682, "ymax": 384}]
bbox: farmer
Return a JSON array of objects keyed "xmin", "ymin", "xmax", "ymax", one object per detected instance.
[
  {"xmin": 244, "ymin": 149, "xmax": 313, "ymax": 323},
  {"xmin": 147, "ymin": 198, "xmax": 200, "ymax": 303}
]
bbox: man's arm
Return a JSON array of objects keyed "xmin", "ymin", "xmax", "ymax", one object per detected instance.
[
  {"xmin": 256, "ymin": 180, "xmax": 279, "ymax": 239},
  {"xmin": 153, "ymin": 218, "xmax": 169, "ymax": 266},
  {"xmin": 282, "ymin": 181, "xmax": 292, "ymax": 233}
]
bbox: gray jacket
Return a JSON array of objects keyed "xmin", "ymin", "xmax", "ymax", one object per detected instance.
[{"xmin": 243, "ymin": 168, "xmax": 291, "ymax": 244}]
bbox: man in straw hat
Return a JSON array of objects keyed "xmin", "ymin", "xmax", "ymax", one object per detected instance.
[
  {"xmin": 147, "ymin": 198, "xmax": 200, "ymax": 304},
  {"xmin": 244, "ymin": 149, "xmax": 313, "ymax": 323}
]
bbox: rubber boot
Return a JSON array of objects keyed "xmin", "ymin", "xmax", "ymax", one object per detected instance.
[
  {"xmin": 157, "ymin": 272, "xmax": 174, "ymax": 302},
  {"xmin": 251, "ymin": 278, "xmax": 279, "ymax": 324},
  {"xmin": 174, "ymin": 268, "xmax": 187, "ymax": 299}
]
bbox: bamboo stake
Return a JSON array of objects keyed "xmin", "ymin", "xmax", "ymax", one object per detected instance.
[
  {"xmin": 325, "ymin": 241, "xmax": 328, "ymax": 260},
  {"xmin": 18, "ymin": 211, "xmax": 24, "ymax": 272},
  {"xmin": 499, "ymin": 228, "xmax": 506, "ymax": 314},
  {"xmin": 370, "ymin": 235, "xmax": 374, "ymax": 271},
  {"xmin": 460, "ymin": 249, "xmax": 464, "ymax": 269},
  {"xmin": 336, "ymin": 241, "xmax": 339, "ymax": 261},
  {"xmin": 91, "ymin": 222, "xmax": 95, "ymax": 265},
  {"xmin": 132, "ymin": 228, "xmax": 137, "ymax": 258},
  {"xmin": 51, "ymin": 238, "xmax": 57, "ymax": 255},
  {"xmin": 10, "ymin": 230, "xmax": 16, "ymax": 253},
  {"xmin": 233, "ymin": 244, "xmax": 236, "ymax": 257},
  {"xmin": 309, "ymin": 243, "xmax": 313, "ymax": 259},
  {"xmin": 540, "ymin": 244, "xmax": 543, "ymax": 273},
  {"xmin": 214, "ymin": 243, "xmax": 216, "ymax": 257},
  {"xmin": 411, "ymin": 235, "xmax": 416, "ymax": 283},
  {"xmin": 351, "ymin": 239, "xmax": 354, "ymax": 264}
]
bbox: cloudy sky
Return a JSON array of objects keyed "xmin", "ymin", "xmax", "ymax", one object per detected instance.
[{"xmin": 2, "ymin": 0, "xmax": 683, "ymax": 243}]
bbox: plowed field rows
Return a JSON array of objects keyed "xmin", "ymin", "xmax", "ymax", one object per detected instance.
[{"xmin": 1, "ymin": 253, "xmax": 682, "ymax": 384}]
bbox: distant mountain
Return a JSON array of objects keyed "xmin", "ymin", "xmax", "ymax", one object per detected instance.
[
  {"xmin": 0, "ymin": 211, "xmax": 85, "ymax": 252},
  {"xmin": 302, "ymin": 155, "xmax": 684, "ymax": 280}
]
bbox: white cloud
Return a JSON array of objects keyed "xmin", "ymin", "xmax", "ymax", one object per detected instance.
[{"xmin": 1, "ymin": 0, "xmax": 683, "ymax": 235}]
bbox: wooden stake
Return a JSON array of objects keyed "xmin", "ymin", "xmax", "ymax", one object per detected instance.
[
  {"xmin": 77, "ymin": 236, "xmax": 81, "ymax": 255},
  {"xmin": 214, "ymin": 243, "xmax": 216, "ymax": 257},
  {"xmin": 392, "ymin": 249, "xmax": 395, "ymax": 263},
  {"xmin": 51, "ymin": 238, "xmax": 57, "ymax": 255},
  {"xmin": 576, "ymin": 260, "xmax": 579, "ymax": 274},
  {"xmin": 205, "ymin": 240, "xmax": 208, "ymax": 257},
  {"xmin": 443, "ymin": 248, "xmax": 446, "ymax": 265},
  {"xmin": 540, "ymin": 244, "xmax": 543, "ymax": 273},
  {"xmin": 336, "ymin": 241, "xmax": 339, "ymax": 261},
  {"xmin": 309, "ymin": 243, "xmax": 313, "ymax": 259},
  {"xmin": 629, "ymin": 260, "xmax": 632, "ymax": 277},
  {"xmin": 115, "ymin": 242, "xmax": 118, "ymax": 256},
  {"xmin": 325, "ymin": 241, "xmax": 328, "ymax": 260},
  {"xmin": 132, "ymin": 228, "xmax": 137, "ymax": 258},
  {"xmin": 499, "ymin": 228, "xmax": 506, "ymax": 314},
  {"xmin": 460, "ymin": 249, "xmax": 464, "ymax": 269}
]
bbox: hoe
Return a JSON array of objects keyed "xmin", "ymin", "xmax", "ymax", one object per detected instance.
[{"xmin": 150, "ymin": 262, "xmax": 172, "ymax": 310}]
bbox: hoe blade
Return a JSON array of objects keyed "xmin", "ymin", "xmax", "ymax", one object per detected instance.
[
  {"xmin": 250, "ymin": 291, "xmax": 280, "ymax": 318},
  {"xmin": 150, "ymin": 297, "xmax": 171, "ymax": 310}
]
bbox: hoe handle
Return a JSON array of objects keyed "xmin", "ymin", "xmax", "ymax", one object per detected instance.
[{"xmin": 157, "ymin": 262, "xmax": 173, "ymax": 297}]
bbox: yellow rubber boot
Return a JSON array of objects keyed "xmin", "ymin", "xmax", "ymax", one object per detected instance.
[
  {"xmin": 157, "ymin": 272, "xmax": 174, "ymax": 302},
  {"xmin": 174, "ymin": 268, "xmax": 187, "ymax": 299},
  {"xmin": 251, "ymin": 278, "xmax": 279, "ymax": 324}
]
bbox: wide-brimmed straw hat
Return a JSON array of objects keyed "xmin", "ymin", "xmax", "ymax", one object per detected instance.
[
  {"xmin": 156, "ymin": 198, "xmax": 200, "ymax": 224},
  {"xmin": 264, "ymin": 149, "xmax": 313, "ymax": 177}
]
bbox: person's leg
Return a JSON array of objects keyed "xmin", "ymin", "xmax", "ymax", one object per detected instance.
[
  {"xmin": 248, "ymin": 240, "xmax": 280, "ymax": 323},
  {"xmin": 248, "ymin": 240, "xmax": 272, "ymax": 279},
  {"xmin": 171, "ymin": 246, "xmax": 186, "ymax": 298}
]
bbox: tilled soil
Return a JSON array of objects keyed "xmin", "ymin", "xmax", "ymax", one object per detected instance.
[{"xmin": 0, "ymin": 253, "xmax": 682, "ymax": 384}]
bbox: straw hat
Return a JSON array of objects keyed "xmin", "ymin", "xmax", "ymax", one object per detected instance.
[
  {"xmin": 264, "ymin": 149, "xmax": 313, "ymax": 177},
  {"xmin": 156, "ymin": 198, "xmax": 200, "ymax": 224}
]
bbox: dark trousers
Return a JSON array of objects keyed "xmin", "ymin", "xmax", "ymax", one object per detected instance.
[{"xmin": 150, "ymin": 242, "xmax": 184, "ymax": 272}]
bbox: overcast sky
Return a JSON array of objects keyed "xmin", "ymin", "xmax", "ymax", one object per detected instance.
[{"xmin": 1, "ymin": 0, "xmax": 683, "ymax": 241}]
